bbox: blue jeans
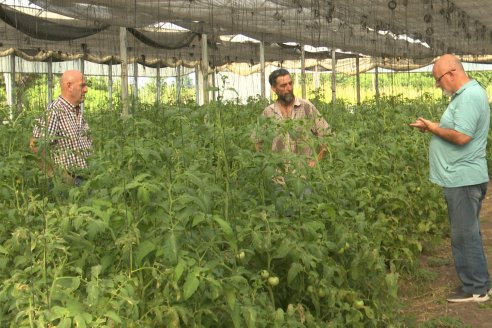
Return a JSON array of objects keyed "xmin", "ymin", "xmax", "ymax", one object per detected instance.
[{"xmin": 443, "ymin": 182, "xmax": 490, "ymax": 295}]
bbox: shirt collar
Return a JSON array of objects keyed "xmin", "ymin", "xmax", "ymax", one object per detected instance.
[
  {"xmin": 452, "ymin": 79, "xmax": 478, "ymax": 98},
  {"xmin": 59, "ymin": 96, "xmax": 80, "ymax": 113}
]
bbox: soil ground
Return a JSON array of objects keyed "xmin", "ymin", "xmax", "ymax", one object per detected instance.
[{"xmin": 400, "ymin": 181, "xmax": 492, "ymax": 327}]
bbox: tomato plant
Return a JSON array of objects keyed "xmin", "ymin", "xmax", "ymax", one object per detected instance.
[{"xmin": 0, "ymin": 96, "xmax": 459, "ymax": 327}]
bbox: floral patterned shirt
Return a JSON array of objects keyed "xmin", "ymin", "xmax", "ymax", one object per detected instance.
[{"xmin": 261, "ymin": 98, "xmax": 331, "ymax": 156}]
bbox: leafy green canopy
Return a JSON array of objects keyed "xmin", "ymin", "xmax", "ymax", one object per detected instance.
[{"xmin": 0, "ymin": 96, "xmax": 471, "ymax": 327}]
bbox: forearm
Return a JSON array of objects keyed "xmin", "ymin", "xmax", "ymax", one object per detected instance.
[
  {"xmin": 29, "ymin": 137, "xmax": 39, "ymax": 154},
  {"xmin": 29, "ymin": 137, "xmax": 54, "ymax": 176},
  {"xmin": 317, "ymin": 144, "xmax": 327, "ymax": 161},
  {"xmin": 428, "ymin": 126, "xmax": 471, "ymax": 145},
  {"xmin": 410, "ymin": 118, "xmax": 471, "ymax": 145},
  {"xmin": 308, "ymin": 144, "xmax": 327, "ymax": 167}
]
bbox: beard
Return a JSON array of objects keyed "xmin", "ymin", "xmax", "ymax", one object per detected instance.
[
  {"xmin": 442, "ymin": 89, "xmax": 453, "ymax": 97},
  {"xmin": 278, "ymin": 92, "xmax": 295, "ymax": 104}
]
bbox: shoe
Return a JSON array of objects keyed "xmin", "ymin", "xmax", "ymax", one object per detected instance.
[{"xmin": 447, "ymin": 289, "xmax": 489, "ymax": 303}]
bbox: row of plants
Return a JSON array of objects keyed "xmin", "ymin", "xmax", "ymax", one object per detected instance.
[
  {"xmin": 0, "ymin": 96, "xmax": 456, "ymax": 327},
  {"xmin": 0, "ymin": 74, "xmax": 197, "ymax": 115}
]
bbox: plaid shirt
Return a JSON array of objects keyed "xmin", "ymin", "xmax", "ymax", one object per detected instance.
[
  {"xmin": 261, "ymin": 98, "xmax": 331, "ymax": 156},
  {"xmin": 32, "ymin": 96, "xmax": 92, "ymax": 170}
]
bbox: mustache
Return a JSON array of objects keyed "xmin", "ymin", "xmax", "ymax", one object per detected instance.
[{"xmin": 278, "ymin": 92, "xmax": 295, "ymax": 101}]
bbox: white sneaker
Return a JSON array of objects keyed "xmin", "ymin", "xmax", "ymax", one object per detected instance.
[{"xmin": 447, "ymin": 290, "xmax": 489, "ymax": 303}]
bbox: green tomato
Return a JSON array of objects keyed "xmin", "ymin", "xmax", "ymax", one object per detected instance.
[
  {"xmin": 286, "ymin": 304, "xmax": 295, "ymax": 316},
  {"xmin": 137, "ymin": 186, "xmax": 150, "ymax": 204},
  {"xmin": 268, "ymin": 276, "xmax": 279, "ymax": 286},
  {"xmin": 354, "ymin": 300, "xmax": 364, "ymax": 308},
  {"xmin": 260, "ymin": 270, "xmax": 270, "ymax": 279},
  {"xmin": 236, "ymin": 251, "xmax": 245, "ymax": 260}
]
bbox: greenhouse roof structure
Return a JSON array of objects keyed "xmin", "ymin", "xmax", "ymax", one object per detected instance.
[{"xmin": 2, "ymin": 0, "xmax": 492, "ymax": 71}]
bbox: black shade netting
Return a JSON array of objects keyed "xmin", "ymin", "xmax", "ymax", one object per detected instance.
[{"xmin": 0, "ymin": 4, "xmax": 109, "ymax": 41}]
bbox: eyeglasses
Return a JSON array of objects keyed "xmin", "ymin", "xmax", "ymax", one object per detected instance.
[{"xmin": 435, "ymin": 69, "xmax": 455, "ymax": 84}]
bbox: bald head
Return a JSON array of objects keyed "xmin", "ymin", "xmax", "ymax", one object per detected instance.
[
  {"xmin": 433, "ymin": 54, "xmax": 469, "ymax": 94},
  {"xmin": 60, "ymin": 70, "xmax": 88, "ymax": 106},
  {"xmin": 433, "ymin": 54, "xmax": 464, "ymax": 75}
]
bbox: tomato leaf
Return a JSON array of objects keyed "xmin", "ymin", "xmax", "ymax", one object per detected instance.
[
  {"xmin": 287, "ymin": 262, "xmax": 303, "ymax": 285},
  {"xmin": 135, "ymin": 240, "xmax": 156, "ymax": 266},
  {"xmin": 183, "ymin": 270, "xmax": 200, "ymax": 300}
]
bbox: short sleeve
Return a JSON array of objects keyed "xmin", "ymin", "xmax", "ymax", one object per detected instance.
[{"xmin": 306, "ymin": 104, "xmax": 331, "ymax": 137}]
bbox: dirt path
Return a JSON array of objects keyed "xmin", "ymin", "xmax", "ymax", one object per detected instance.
[{"xmin": 401, "ymin": 181, "xmax": 492, "ymax": 327}]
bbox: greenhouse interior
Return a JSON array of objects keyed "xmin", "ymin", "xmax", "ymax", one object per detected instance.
[{"xmin": 1, "ymin": 0, "xmax": 492, "ymax": 327}]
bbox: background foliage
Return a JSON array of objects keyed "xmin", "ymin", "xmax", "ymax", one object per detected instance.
[{"xmin": 3, "ymin": 70, "xmax": 492, "ymax": 111}]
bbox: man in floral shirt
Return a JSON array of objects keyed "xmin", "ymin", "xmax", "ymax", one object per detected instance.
[
  {"xmin": 256, "ymin": 68, "xmax": 332, "ymax": 167},
  {"xmin": 30, "ymin": 70, "xmax": 92, "ymax": 186}
]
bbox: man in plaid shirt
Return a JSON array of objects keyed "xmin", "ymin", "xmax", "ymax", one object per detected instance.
[{"xmin": 29, "ymin": 70, "xmax": 92, "ymax": 186}]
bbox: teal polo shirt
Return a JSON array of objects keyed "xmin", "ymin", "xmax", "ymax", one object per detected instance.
[{"xmin": 429, "ymin": 80, "xmax": 490, "ymax": 187}]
